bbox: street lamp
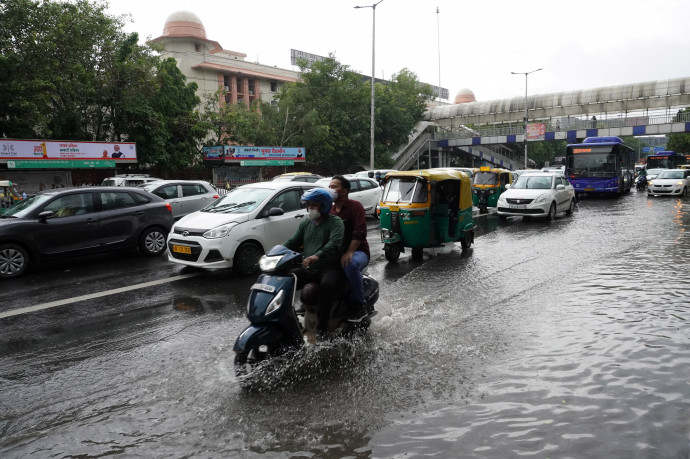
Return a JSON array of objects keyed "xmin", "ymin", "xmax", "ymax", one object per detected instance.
[
  {"xmin": 355, "ymin": 0, "xmax": 385, "ymax": 170},
  {"xmin": 511, "ymin": 68, "xmax": 542, "ymax": 168}
]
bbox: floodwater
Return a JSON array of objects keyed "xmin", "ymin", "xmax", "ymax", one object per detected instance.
[{"xmin": 1, "ymin": 191, "xmax": 689, "ymax": 458}]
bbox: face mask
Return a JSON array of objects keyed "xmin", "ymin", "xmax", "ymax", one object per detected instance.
[{"xmin": 308, "ymin": 209, "xmax": 321, "ymax": 221}]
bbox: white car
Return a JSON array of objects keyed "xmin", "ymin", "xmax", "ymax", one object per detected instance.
[
  {"xmin": 647, "ymin": 169, "xmax": 690, "ymax": 197},
  {"xmin": 497, "ymin": 172, "xmax": 576, "ymax": 220},
  {"xmin": 167, "ymin": 181, "xmax": 316, "ymax": 275},
  {"xmin": 314, "ymin": 176, "xmax": 382, "ymax": 218}
]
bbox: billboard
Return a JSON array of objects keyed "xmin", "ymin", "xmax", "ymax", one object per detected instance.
[
  {"xmin": 0, "ymin": 139, "xmax": 136, "ymax": 162},
  {"xmin": 223, "ymin": 146, "xmax": 305, "ymax": 163},
  {"xmin": 527, "ymin": 123, "xmax": 545, "ymax": 141}
]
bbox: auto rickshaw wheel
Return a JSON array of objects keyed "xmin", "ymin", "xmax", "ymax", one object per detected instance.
[
  {"xmin": 384, "ymin": 243, "xmax": 401, "ymax": 262},
  {"xmin": 411, "ymin": 247, "xmax": 423, "ymax": 260},
  {"xmin": 479, "ymin": 204, "xmax": 488, "ymax": 214},
  {"xmin": 460, "ymin": 232, "xmax": 473, "ymax": 250}
]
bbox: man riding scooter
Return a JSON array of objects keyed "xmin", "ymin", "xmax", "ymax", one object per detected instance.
[{"xmin": 283, "ymin": 188, "xmax": 344, "ymax": 341}]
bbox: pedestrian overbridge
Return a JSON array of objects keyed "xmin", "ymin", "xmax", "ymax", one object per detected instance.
[{"xmin": 392, "ymin": 77, "xmax": 690, "ymax": 171}]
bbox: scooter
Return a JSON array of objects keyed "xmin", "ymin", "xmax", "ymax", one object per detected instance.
[
  {"xmin": 636, "ymin": 175, "xmax": 647, "ymax": 191},
  {"xmin": 233, "ymin": 245, "xmax": 379, "ymax": 384}
]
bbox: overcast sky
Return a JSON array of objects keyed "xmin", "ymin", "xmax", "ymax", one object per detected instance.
[{"xmin": 106, "ymin": 0, "xmax": 690, "ymax": 103}]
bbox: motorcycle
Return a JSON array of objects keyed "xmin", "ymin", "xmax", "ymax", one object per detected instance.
[
  {"xmin": 635, "ymin": 175, "xmax": 648, "ymax": 191},
  {"xmin": 233, "ymin": 245, "xmax": 379, "ymax": 385}
]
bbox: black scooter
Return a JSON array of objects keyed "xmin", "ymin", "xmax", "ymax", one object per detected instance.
[{"xmin": 233, "ymin": 245, "xmax": 379, "ymax": 385}]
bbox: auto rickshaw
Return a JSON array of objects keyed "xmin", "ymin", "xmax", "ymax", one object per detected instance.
[
  {"xmin": 379, "ymin": 169, "xmax": 476, "ymax": 262},
  {"xmin": 471, "ymin": 166, "xmax": 514, "ymax": 214}
]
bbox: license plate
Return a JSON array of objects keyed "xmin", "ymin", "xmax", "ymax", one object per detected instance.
[
  {"xmin": 584, "ymin": 187, "xmax": 594, "ymax": 191},
  {"xmin": 509, "ymin": 204, "xmax": 526, "ymax": 209},
  {"xmin": 172, "ymin": 244, "xmax": 192, "ymax": 254},
  {"xmin": 251, "ymin": 283, "xmax": 275, "ymax": 293},
  {"xmin": 389, "ymin": 205, "xmax": 399, "ymax": 212}
]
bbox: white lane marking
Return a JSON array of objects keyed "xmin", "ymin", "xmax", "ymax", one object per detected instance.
[{"xmin": 0, "ymin": 272, "xmax": 202, "ymax": 319}]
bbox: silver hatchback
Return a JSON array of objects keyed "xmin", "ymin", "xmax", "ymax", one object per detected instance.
[{"xmin": 140, "ymin": 180, "xmax": 219, "ymax": 220}]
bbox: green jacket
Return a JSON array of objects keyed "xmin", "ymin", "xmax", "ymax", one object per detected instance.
[{"xmin": 284, "ymin": 214, "xmax": 344, "ymax": 273}]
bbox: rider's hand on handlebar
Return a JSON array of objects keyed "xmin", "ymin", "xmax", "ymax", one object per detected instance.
[
  {"xmin": 303, "ymin": 255, "xmax": 319, "ymax": 267},
  {"xmin": 341, "ymin": 251, "xmax": 353, "ymax": 267}
]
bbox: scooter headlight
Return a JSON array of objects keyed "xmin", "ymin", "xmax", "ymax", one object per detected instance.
[
  {"xmin": 259, "ymin": 254, "xmax": 283, "ymax": 272},
  {"xmin": 265, "ymin": 289, "xmax": 285, "ymax": 315}
]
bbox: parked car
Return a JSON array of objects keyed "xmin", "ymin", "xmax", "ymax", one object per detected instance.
[
  {"xmin": 139, "ymin": 180, "xmax": 219, "ymax": 220},
  {"xmin": 0, "ymin": 187, "xmax": 174, "ymax": 279},
  {"xmin": 496, "ymin": 172, "xmax": 576, "ymax": 220},
  {"xmin": 167, "ymin": 181, "xmax": 317, "ymax": 275},
  {"xmin": 101, "ymin": 174, "xmax": 162, "ymax": 187},
  {"xmin": 271, "ymin": 172, "xmax": 323, "ymax": 183},
  {"xmin": 314, "ymin": 175, "xmax": 382, "ymax": 217},
  {"xmin": 647, "ymin": 169, "xmax": 690, "ymax": 197}
]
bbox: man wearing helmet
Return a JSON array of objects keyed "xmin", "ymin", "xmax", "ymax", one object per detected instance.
[{"xmin": 283, "ymin": 188, "xmax": 344, "ymax": 340}]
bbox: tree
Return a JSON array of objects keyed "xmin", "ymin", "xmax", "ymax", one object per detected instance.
[
  {"xmin": 199, "ymin": 89, "xmax": 265, "ymax": 147},
  {"xmin": 263, "ymin": 56, "xmax": 432, "ymax": 173},
  {"xmin": 668, "ymin": 108, "xmax": 690, "ymax": 154}
]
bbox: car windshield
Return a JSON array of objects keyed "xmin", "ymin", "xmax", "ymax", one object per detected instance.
[
  {"xmin": 512, "ymin": 176, "xmax": 553, "ymax": 189},
  {"xmin": 656, "ymin": 170, "xmax": 684, "ymax": 179},
  {"xmin": 203, "ymin": 187, "xmax": 272, "ymax": 213},
  {"xmin": 473, "ymin": 172, "xmax": 498, "ymax": 185},
  {"xmin": 381, "ymin": 177, "xmax": 427, "ymax": 203},
  {"xmin": 0, "ymin": 194, "xmax": 53, "ymax": 218}
]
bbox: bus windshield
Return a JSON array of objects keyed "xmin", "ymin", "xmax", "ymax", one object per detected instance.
[
  {"xmin": 566, "ymin": 152, "xmax": 618, "ymax": 176},
  {"xmin": 382, "ymin": 177, "xmax": 428, "ymax": 203}
]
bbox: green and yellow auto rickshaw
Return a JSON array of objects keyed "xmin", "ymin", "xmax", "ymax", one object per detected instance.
[
  {"xmin": 379, "ymin": 169, "xmax": 476, "ymax": 262},
  {"xmin": 471, "ymin": 166, "xmax": 514, "ymax": 214}
]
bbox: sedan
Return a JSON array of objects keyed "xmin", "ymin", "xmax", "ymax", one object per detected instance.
[
  {"xmin": 0, "ymin": 187, "xmax": 174, "ymax": 279},
  {"xmin": 139, "ymin": 180, "xmax": 219, "ymax": 220},
  {"xmin": 167, "ymin": 181, "xmax": 316, "ymax": 275},
  {"xmin": 315, "ymin": 176, "xmax": 382, "ymax": 218},
  {"xmin": 647, "ymin": 169, "xmax": 690, "ymax": 197},
  {"xmin": 496, "ymin": 172, "xmax": 576, "ymax": 220}
]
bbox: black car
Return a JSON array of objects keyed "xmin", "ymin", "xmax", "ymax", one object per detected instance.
[{"xmin": 0, "ymin": 187, "xmax": 174, "ymax": 279}]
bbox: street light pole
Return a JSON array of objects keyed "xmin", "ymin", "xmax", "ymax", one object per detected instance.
[
  {"xmin": 355, "ymin": 0, "xmax": 384, "ymax": 170},
  {"xmin": 511, "ymin": 68, "xmax": 542, "ymax": 169}
]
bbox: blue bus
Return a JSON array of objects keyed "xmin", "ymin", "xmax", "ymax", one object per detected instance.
[
  {"xmin": 565, "ymin": 136, "xmax": 635, "ymax": 195},
  {"xmin": 646, "ymin": 151, "xmax": 685, "ymax": 169}
]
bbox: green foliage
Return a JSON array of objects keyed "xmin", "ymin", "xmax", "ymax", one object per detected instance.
[
  {"xmin": 0, "ymin": 0, "xmax": 203, "ymax": 169},
  {"xmin": 668, "ymin": 108, "xmax": 690, "ymax": 153}
]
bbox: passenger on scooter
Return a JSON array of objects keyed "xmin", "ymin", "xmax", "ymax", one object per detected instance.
[
  {"xmin": 329, "ymin": 175, "xmax": 371, "ymax": 323},
  {"xmin": 283, "ymin": 188, "xmax": 345, "ymax": 340}
]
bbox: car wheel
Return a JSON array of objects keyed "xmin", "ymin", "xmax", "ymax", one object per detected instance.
[
  {"xmin": 0, "ymin": 243, "xmax": 29, "ymax": 279},
  {"xmin": 384, "ymin": 243, "xmax": 401, "ymax": 262},
  {"xmin": 547, "ymin": 203, "xmax": 556, "ymax": 221},
  {"xmin": 139, "ymin": 227, "xmax": 168, "ymax": 256},
  {"xmin": 233, "ymin": 242, "xmax": 263, "ymax": 276},
  {"xmin": 681, "ymin": 188, "xmax": 687, "ymax": 198},
  {"xmin": 565, "ymin": 199, "xmax": 575, "ymax": 215}
]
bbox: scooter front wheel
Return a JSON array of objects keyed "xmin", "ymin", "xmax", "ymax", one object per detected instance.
[{"xmin": 234, "ymin": 347, "xmax": 269, "ymax": 386}]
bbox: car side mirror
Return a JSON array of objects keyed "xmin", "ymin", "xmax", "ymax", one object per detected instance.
[
  {"xmin": 266, "ymin": 207, "xmax": 284, "ymax": 217},
  {"xmin": 38, "ymin": 210, "xmax": 54, "ymax": 221},
  {"xmin": 505, "ymin": 184, "xmax": 511, "ymax": 189},
  {"xmin": 556, "ymin": 184, "xmax": 565, "ymax": 190}
]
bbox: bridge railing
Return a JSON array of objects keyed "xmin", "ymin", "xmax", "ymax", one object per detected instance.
[{"xmin": 434, "ymin": 112, "xmax": 690, "ymax": 141}]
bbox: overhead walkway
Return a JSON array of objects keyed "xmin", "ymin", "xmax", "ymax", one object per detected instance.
[{"xmin": 394, "ymin": 77, "xmax": 690, "ymax": 171}]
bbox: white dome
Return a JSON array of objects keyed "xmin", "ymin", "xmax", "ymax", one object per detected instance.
[{"xmin": 163, "ymin": 10, "xmax": 206, "ymax": 39}]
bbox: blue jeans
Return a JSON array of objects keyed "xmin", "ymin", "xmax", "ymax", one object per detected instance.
[{"xmin": 344, "ymin": 251, "xmax": 369, "ymax": 305}]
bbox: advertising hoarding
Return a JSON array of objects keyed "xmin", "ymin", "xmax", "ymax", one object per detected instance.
[
  {"xmin": 224, "ymin": 146, "xmax": 305, "ymax": 162},
  {"xmin": 0, "ymin": 139, "xmax": 136, "ymax": 162}
]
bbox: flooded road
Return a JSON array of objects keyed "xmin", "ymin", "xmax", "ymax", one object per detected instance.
[{"xmin": 1, "ymin": 190, "xmax": 689, "ymax": 458}]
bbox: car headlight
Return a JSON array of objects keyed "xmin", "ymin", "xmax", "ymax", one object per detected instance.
[
  {"xmin": 203, "ymin": 222, "xmax": 238, "ymax": 239},
  {"xmin": 676, "ymin": 181, "xmax": 684, "ymax": 186},
  {"xmin": 648, "ymin": 181, "xmax": 654, "ymax": 186},
  {"xmin": 535, "ymin": 193, "xmax": 549, "ymax": 203}
]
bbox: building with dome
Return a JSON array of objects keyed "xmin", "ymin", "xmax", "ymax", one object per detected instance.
[
  {"xmin": 454, "ymin": 88, "xmax": 476, "ymax": 104},
  {"xmin": 148, "ymin": 11, "xmax": 299, "ymax": 108}
]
